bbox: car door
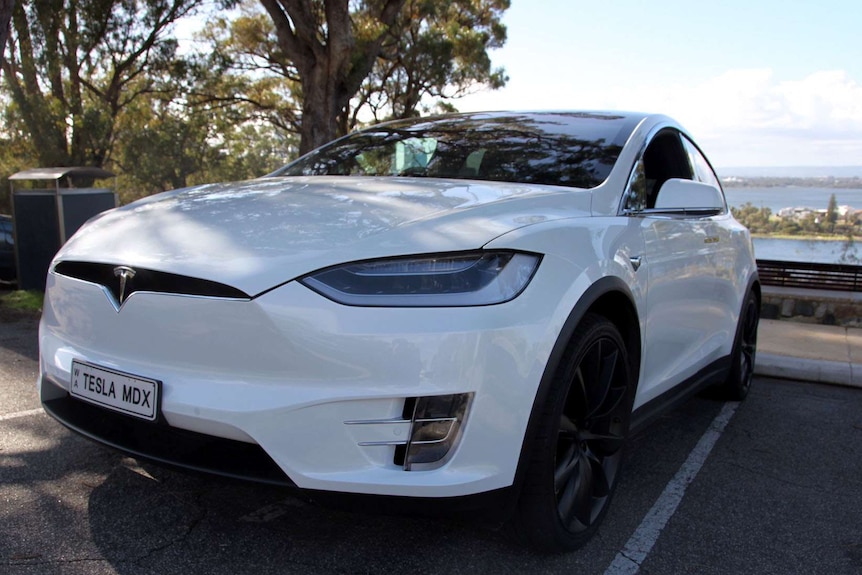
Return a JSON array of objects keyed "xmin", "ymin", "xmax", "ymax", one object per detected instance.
[{"xmin": 623, "ymin": 129, "xmax": 736, "ymax": 406}]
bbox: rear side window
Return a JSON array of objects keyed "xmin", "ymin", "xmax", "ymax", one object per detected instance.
[{"xmin": 681, "ymin": 136, "xmax": 721, "ymax": 189}]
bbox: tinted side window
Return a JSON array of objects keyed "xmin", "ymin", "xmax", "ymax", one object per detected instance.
[{"xmin": 641, "ymin": 130, "xmax": 693, "ymax": 208}]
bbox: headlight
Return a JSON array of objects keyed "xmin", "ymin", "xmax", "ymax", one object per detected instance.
[{"xmin": 299, "ymin": 251, "xmax": 541, "ymax": 307}]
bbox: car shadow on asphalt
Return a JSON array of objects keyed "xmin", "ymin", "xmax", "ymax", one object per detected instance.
[
  {"xmin": 0, "ymin": 310, "xmax": 39, "ymax": 364},
  {"xmin": 3, "ymin": 414, "xmax": 622, "ymax": 573}
]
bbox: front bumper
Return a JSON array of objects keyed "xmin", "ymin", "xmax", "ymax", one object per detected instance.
[
  {"xmin": 40, "ymin": 389, "xmax": 293, "ymax": 485},
  {"xmin": 39, "ymin": 270, "xmax": 562, "ymax": 497}
]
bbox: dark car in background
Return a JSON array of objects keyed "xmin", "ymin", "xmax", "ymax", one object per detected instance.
[{"xmin": 0, "ymin": 215, "xmax": 16, "ymax": 283}]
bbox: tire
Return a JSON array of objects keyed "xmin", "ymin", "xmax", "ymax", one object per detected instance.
[
  {"xmin": 511, "ymin": 313, "xmax": 634, "ymax": 553},
  {"xmin": 721, "ymin": 290, "xmax": 759, "ymax": 401}
]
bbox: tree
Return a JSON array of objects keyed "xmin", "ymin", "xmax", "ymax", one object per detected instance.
[
  {"xmin": 1, "ymin": 0, "xmax": 510, "ymax": 210},
  {"xmin": 113, "ymin": 84, "xmax": 292, "ymax": 200},
  {"xmin": 192, "ymin": 5, "xmax": 306, "ymax": 142},
  {"xmin": 799, "ymin": 211, "xmax": 821, "ymax": 235},
  {"xmin": 256, "ymin": 0, "xmax": 406, "ymax": 154},
  {"xmin": 2, "ymin": 0, "xmax": 205, "ymax": 168},
  {"xmin": 216, "ymin": 0, "xmax": 508, "ymax": 153},
  {"xmin": 827, "ymin": 193, "xmax": 838, "ymax": 232},
  {"xmin": 352, "ymin": 0, "xmax": 508, "ymax": 127},
  {"xmin": 731, "ymin": 202, "xmax": 777, "ymax": 235}
]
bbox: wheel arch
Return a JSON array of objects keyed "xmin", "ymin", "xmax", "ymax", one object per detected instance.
[
  {"xmin": 586, "ymin": 287, "xmax": 642, "ymax": 382},
  {"xmin": 749, "ymin": 274, "xmax": 762, "ymax": 306},
  {"xmin": 505, "ymin": 276, "xmax": 642, "ymax": 513}
]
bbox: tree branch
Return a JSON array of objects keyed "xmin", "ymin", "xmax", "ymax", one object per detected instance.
[{"xmin": 259, "ymin": 0, "xmax": 319, "ymax": 74}]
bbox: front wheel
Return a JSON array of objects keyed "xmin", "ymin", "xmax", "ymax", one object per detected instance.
[{"xmin": 511, "ymin": 314, "xmax": 634, "ymax": 553}]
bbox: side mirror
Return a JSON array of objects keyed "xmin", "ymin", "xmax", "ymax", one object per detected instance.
[{"xmin": 653, "ymin": 178, "xmax": 724, "ymax": 212}]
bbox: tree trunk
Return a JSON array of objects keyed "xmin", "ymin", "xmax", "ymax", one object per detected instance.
[
  {"xmin": 0, "ymin": 0, "xmax": 13, "ymax": 72},
  {"xmin": 296, "ymin": 50, "xmax": 349, "ymax": 154},
  {"xmin": 260, "ymin": 0, "xmax": 406, "ymax": 154}
]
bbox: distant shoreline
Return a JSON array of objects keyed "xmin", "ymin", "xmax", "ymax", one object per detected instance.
[
  {"xmin": 718, "ymin": 166, "xmax": 862, "ymax": 179},
  {"xmin": 723, "ymin": 176, "xmax": 862, "ymax": 189},
  {"xmin": 750, "ymin": 233, "xmax": 855, "ymax": 242}
]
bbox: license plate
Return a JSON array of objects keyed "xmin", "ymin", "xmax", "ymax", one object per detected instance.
[{"xmin": 70, "ymin": 360, "xmax": 160, "ymax": 421}]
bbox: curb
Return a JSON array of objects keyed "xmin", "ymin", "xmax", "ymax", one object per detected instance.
[{"xmin": 755, "ymin": 353, "xmax": 862, "ymax": 389}]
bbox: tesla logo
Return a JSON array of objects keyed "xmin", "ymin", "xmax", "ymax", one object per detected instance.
[{"xmin": 113, "ymin": 266, "xmax": 136, "ymax": 305}]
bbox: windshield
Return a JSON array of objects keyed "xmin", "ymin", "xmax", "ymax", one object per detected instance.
[{"xmin": 270, "ymin": 112, "xmax": 639, "ymax": 189}]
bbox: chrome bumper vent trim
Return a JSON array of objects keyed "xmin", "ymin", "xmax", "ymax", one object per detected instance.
[
  {"xmin": 343, "ymin": 417, "xmax": 457, "ymax": 447},
  {"xmin": 344, "ymin": 417, "xmax": 412, "ymax": 446}
]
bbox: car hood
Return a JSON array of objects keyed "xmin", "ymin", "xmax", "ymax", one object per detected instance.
[{"xmin": 57, "ymin": 176, "xmax": 591, "ymax": 295}]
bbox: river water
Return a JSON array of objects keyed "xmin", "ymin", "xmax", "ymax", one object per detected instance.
[
  {"xmin": 724, "ymin": 186, "xmax": 862, "ymax": 215},
  {"xmin": 751, "ymin": 236, "xmax": 861, "ymax": 264},
  {"xmin": 724, "ymin": 186, "xmax": 862, "ymax": 264}
]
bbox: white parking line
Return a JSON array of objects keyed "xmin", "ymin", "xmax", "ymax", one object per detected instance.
[
  {"xmin": 0, "ymin": 408, "xmax": 44, "ymax": 422},
  {"xmin": 604, "ymin": 401, "xmax": 739, "ymax": 575}
]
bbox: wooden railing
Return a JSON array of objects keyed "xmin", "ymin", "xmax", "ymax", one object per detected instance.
[{"xmin": 757, "ymin": 259, "xmax": 862, "ymax": 292}]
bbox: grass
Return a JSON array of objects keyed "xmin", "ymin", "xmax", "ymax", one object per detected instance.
[{"xmin": 0, "ymin": 290, "xmax": 44, "ymax": 313}]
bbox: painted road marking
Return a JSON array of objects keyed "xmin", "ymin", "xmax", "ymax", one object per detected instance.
[
  {"xmin": 604, "ymin": 401, "xmax": 739, "ymax": 575},
  {"xmin": 0, "ymin": 408, "xmax": 44, "ymax": 422}
]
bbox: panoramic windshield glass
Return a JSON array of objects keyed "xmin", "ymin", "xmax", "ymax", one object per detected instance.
[{"xmin": 271, "ymin": 112, "xmax": 638, "ymax": 189}]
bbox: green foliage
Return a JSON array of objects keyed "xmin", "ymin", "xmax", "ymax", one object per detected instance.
[
  {"xmin": 798, "ymin": 212, "xmax": 822, "ymax": 234},
  {"xmin": 1, "ymin": 1, "xmax": 294, "ymax": 205},
  {"xmin": 0, "ymin": 128, "xmax": 37, "ymax": 213},
  {"xmin": 2, "ymin": 0, "xmax": 205, "ymax": 168},
  {"xmin": 191, "ymin": 6, "xmax": 303, "ymax": 136},
  {"xmin": 731, "ymin": 200, "xmax": 861, "ymax": 239},
  {"xmin": 0, "ymin": 289, "xmax": 43, "ymax": 312},
  {"xmin": 731, "ymin": 202, "xmax": 778, "ymax": 234},
  {"xmin": 0, "ymin": 0, "xmax": 510, "ymax": 206},
  {"xmin": 203, "ymin": 0, "xmax": 509, "ymax": 152},
  {"xmin": 354, "ymin": 0, "xmax": 509, "ymax": 123},
  {"xmin": 777, "ymin": 219, "xmax": 801, "ymax": 235},
  {"xmin": 826, "ymin": 192, "xmax": 838, "ymax": 231},
  {"xmin": 112, "ymin": 84, "xmax": 294, "ymax": 202}
]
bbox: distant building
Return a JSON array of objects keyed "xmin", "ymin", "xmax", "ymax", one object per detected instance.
[
  {"xmin": 775, "ymin": 205, "xmax": 859, "ymax": 223},
  {"xmin": 777, "ymin": 207, "xmax": 815, "ymax": 221}
]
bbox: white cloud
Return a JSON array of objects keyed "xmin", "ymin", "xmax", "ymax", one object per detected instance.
[
  {"xmin": 679, "ymin": 70, "xmax": 862, "ymax": 166},
  {"xmin": 593, "ymin": 69, "xmax": 862, "ymax": 167},
  {"xmin": 669, "ymin": 70, "xmax": 861, "ymax": 132}
]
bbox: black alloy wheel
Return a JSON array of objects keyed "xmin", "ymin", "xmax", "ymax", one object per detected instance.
[
  {"xmin": 723, "ymin": 290, "xmax": 760, "ymax": 400},
  {"xmin": 513, "ymin": 313, "xmax": 633, "ymax": 552}
]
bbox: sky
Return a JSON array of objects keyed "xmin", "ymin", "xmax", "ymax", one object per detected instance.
[{"xmin": 454, "ymin": 0, "xmax": 862, "ymax": 169}]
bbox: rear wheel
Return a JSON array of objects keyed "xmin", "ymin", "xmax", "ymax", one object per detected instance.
[
  {"xmin": 512, "ymin": 313, "xmax": 634, "ymax": 552},
  {"xmin": 722, "ymin": 291, "xmax": 759, "ymax": 401}
]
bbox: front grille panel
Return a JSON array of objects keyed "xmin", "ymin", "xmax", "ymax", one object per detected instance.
[{"xmin": 54, "ymin": 261, "xmax": 250, "ymax": 301}]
